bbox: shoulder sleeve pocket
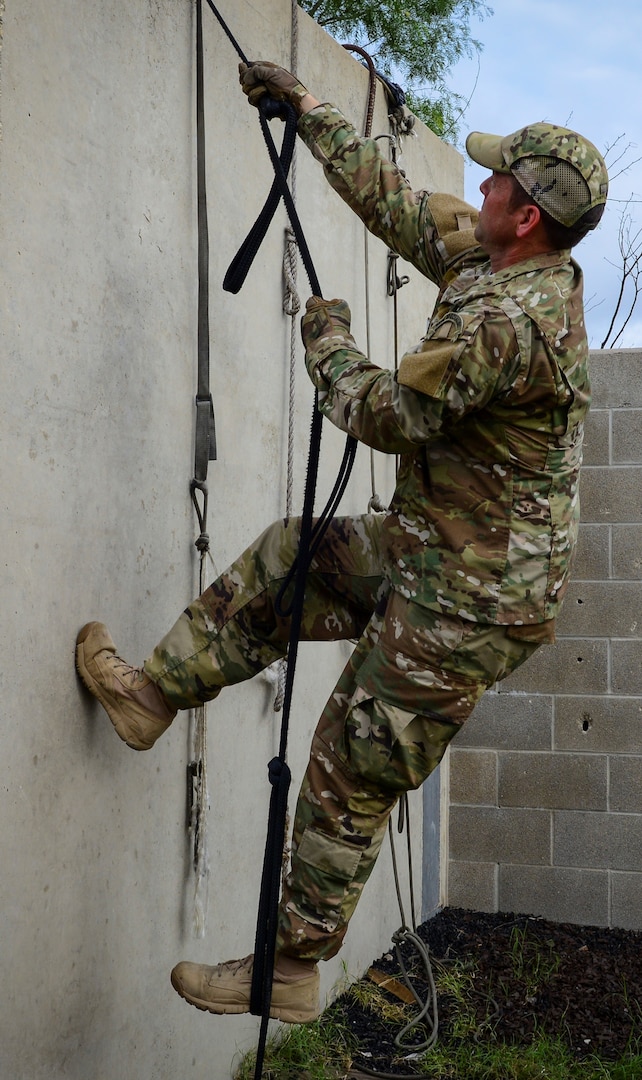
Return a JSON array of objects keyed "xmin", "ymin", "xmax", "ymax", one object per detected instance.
[
  {"xmin": 426, "ymin": 192, "xmax": 480, "ymax": 261},
  {"xmin": 397, "ymin": 311, "xmax": 485, "ymax": 398}
]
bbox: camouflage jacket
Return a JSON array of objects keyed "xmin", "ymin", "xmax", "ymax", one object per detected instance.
[{"xmin": 298, "ymin": 104, "xmax": 591, "ymax": 630}]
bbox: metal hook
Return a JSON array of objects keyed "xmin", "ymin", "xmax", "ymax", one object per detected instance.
[{"xmin": 387, "ymin": 250, "xmax": 410, "ymax": 296}]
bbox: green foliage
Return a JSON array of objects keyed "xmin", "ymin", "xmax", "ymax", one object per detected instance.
[
  {"xmin": 507, "ymin": 925, "xmax": 561, "ymax": 999},
  {"xmin": 232, "ymin": 991, "xmax": 642, "ymax": 1079},
  {"xmin": 432, "ymin": 959, "xmax": 482, "ymax": 1040},
  {"xmin": 232, "ymin": 1012, "xmax": 355, "ymax": 1080},
  {"xmin": 344, "ymin": 976, "xmax": 411, "ymax": 1025},
  {"xmin": 233, "ymin": 955, "xmax": 642, "ymax": 1079},
  {"xmin": 404, "ymin": 91, "xmax": 459, "ymax": 139},
  {"xmin": 412, "ymin": 1037, "xmax": 642, "ymax": 1078},
  {"xmin": 299, "ymin": 0, "xmax": 492, "ymax": 139}
]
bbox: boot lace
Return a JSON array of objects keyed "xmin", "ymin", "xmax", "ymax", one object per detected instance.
[
  {"xmin": 214, "ymin": 955, "xmax": 254, "ymax": 980},
  {"xmin": 111, "ymin": 655, "xmax": 146, "ymax": 685}
]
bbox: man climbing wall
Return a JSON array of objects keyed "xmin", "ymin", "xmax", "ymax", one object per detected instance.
[{"xmin": 75, "ymin": 59, "xmax": 608, "ymax": 1023}]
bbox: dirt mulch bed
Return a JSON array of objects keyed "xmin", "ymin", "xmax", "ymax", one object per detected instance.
[{"xmin": 331, "ymin": 907, "xmax": 642, "ymax": 1073}]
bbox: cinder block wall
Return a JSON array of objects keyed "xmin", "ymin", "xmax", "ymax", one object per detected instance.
[{"xmin": 447, "ymin": 348, "xmax": 642, "ymax": 931}]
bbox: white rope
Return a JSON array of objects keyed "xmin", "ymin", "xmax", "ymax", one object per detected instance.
[
  {"xmin": 283, "ymin": 224, "xmax": 300, "ymax": 513},
  {"xmin": 363, "ymin": 144, "xmax": 388, "ymax": 513},
  {"xmin": 366, "ymin": 127, "xmax": 412, "ymax": 514},
  {"xmin": 267, "ymin": 0, "xmax": 300, "ymax": 717},
  {"xmin": 191, "ymin": 710, "xmax": 209, "ymax": 936},
  {"xmin": 283, "ymin": 0, "xmax": 299, "ymax": 524},
  {"xmin": 271, "ymin": 223, "xmax": 300, "ymax": 713},
  {"xmin": 265, "ymin": 0, "xmax": 301, "ymax": 888},
  {"xmin": 364, "ymin": 232, "xmax": 387, "ymax": 513},
  {"xmin": 191, "ymin": 542, "xmax": 214, "ymax": 937}
]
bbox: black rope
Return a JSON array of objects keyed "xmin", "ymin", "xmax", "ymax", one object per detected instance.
[
  {"xmin": 203, "ymin": 0, "xmax": 249, "ymax": 63},
  {"xmin": 197, "ymin": 5, "xmax": 357, "ymax": 1078},
  {"xmin": 275, "ymin": 432, "xmax": 357, "ymax": 617}
]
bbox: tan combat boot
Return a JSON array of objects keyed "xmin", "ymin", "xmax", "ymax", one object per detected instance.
[
  {"xmin": 170, "ymin": 953, "xmax": 320, "ymax": 1024},
  {"xmin": 75, "ymin": 622, "xmax": 176, "ymax": 751}
]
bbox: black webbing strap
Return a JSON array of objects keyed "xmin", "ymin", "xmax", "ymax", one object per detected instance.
[
  {"xmin": 194, "ymin": 0, "xmax": 216, "ymax": 485},
  {"xmin": 196, "ymin": 6, "xmax": 357, "ymax": 1076},
  {"xmin": 223, "ymin": 106, "xmax": 297, "ymax": 294},
  {"xmin": 242, "ymin": 97, "xmax": 324, "ymax": 1041},
  {"xmin": 239, "ymin": 103, "xmax": 359, "ymax": 1052}
]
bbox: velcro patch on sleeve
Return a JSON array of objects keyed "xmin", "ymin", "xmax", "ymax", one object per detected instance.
[
  {"xmin": 397, "ymin": 339, "xmax": 457, "ymax": 397},
  {"xmin": 396, "ymin": 308, "xmax": 485, "ymax": 398},
  {"xmin": 427, "ymin": 192, "xmax": 479, "ymax": 260}
]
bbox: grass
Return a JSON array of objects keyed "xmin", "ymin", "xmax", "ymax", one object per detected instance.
[
  {"xmin": 405, "ymin": 1037, "xmax": 642, "ymax": 1078},
  {"xmin": 429, "ymin": 958, "xmax": 481, "ymax": 1042},
  {"xmin": 507, "ymin": 925, "xmax": 561, "ymax": 1000},
  {"xmin": 347, "ymin": 974, "xmax": 412, "ymax": 1027},
  {"xmin": 232, "ymin": 1011, "xmax": 356, "ymax": 1080},
  {"xmin": 233, "ymin": 945, "xmax": 642, "ymax": 1080}
]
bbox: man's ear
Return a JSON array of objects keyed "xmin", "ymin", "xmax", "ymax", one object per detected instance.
[{"xmin": 515, "ymin": 202, "xmax": 541, "ymax": 239}]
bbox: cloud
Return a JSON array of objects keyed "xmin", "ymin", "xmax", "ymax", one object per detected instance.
[{"xmin": 448, "ymin": 0, "xmax": 642, "ymax": 347}]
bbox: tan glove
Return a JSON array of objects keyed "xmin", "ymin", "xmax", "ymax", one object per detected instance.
[
  {"xmin": 239, "ymin": 61, "xmax": 310, "ymax": 112},
  {"xmin": 301, "ymin": 296, "xmax": 352, "ymax": 352}
]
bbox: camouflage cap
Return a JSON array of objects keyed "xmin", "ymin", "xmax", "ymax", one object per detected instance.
[{"xmin": 466, "ymin": 122, "xmax": 608, "ymax": 228}]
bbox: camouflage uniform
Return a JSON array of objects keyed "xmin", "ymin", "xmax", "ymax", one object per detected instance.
[
  {"xmin": 145, "ymin": 104, "xmax": 591, "ymax": 961},
  {"xmin": 298, "ymin": 105, "xmax": 590, "ymax": 629}
]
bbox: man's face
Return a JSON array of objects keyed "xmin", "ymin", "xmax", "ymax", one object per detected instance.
[{"xmin": 474, "ymin": 172, "xmax": 522, "ymax": 254}]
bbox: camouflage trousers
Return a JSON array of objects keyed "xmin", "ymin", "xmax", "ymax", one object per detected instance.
[{"xmin": 145, "ymin": 515, "xmax": 539, "ymax": 961}]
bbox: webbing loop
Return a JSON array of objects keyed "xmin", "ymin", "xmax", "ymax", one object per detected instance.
[
  {"xmin": 227, "ymin": 95, "xmax": 322, "ymax": 299},
  {"xmin": 222, "ymin": 104, "xmax": 299, "ymax": 295}
]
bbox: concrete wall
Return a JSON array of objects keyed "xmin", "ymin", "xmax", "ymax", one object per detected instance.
[
  {"xmin": 0, "ymin": 2, "xmax": 464, "ymax": 1077},
  {"xmin": 447, "ymin": 348, "xmax": 642, "ymax": 932}
]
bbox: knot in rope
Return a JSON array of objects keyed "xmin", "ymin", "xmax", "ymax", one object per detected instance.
[
  {"xmin": 195, "ymin": 531, "xmax": 210, "ymax": 554},
  {"xmin": 368, "ymin": 493, "xmax": 389, "ymax": 514},
  {"xmin": 267, "ymin": 755, "xmax": 289, "ymax": 785}
]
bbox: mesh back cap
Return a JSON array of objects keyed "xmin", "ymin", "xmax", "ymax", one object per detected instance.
[{"xmin": 466, "ymin": 122, "xmax": 608, "ymax": 227}]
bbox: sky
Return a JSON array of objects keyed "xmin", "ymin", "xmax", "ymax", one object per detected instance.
[{"xmin": 443, "ymin": 0, "xmax": 642, "ymax": 349}]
